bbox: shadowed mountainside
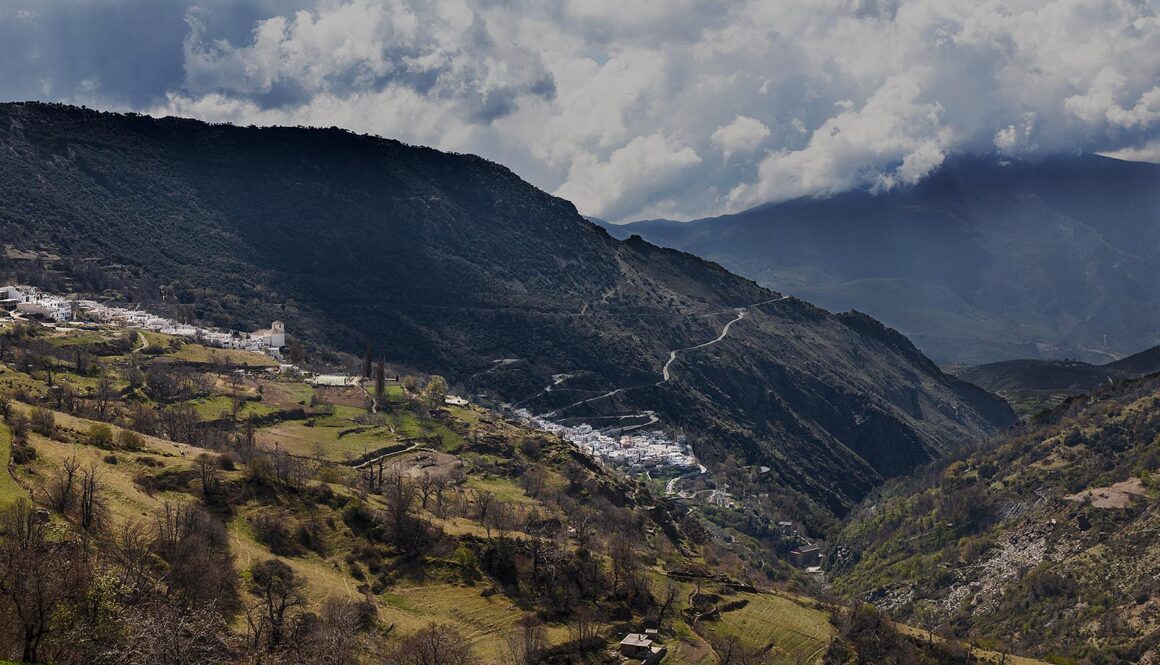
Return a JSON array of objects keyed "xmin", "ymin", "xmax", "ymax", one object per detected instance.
[{"xmin": 0, "ymin": 102, "xmax": 1014, "ymax": 515}]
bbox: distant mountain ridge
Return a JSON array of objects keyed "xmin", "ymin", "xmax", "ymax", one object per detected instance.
[
  {"xmin": 609, "ymin": 154, "xmax": 1160, "ymax": 365},
  {"xmin": 953, "ymin": 343, "xmax": 1160, "ymax": 415},
  {"xmin": 0, "ymin": 102, "xmax": 1013, "ymax": 516}
]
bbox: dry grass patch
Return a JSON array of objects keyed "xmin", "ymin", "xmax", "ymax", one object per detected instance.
[{"xmin": 1064, "ymin": 477, "xmax": 1149, "ymax": 508}]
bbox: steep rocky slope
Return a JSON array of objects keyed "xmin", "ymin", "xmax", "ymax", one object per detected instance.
[{"xmin": 831, "ymin": 374, "xmax": 1160, "ymax": 663}]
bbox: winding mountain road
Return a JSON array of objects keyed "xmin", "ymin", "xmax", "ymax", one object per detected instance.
[
  {"xmin": 659, "ymin": 295, "xmax": 790, "ymax": 385},
  {"xmin": 548, "ymin": 294, "xmax": 791, "ymax": 415}
]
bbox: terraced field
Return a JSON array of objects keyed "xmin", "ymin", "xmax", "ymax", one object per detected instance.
[{"xmin": 706, "ymin": 591, "xmax": 834, "ymax": 664}]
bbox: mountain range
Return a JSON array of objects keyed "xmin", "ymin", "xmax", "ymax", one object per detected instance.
[
  {"xmin": 954, "ymin": 343, "xmax": 1160, "ymax": 415},
  {"xmin": 0, "ymin": 102, "xmax": 1013, "ymax": 518},
  {"xmin": 604, "ymin": 154, "xmax": 1160, "ymax": 366}
]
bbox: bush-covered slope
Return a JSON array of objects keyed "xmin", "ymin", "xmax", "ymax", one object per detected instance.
[
  {"xmin": 0, "ymin": 102, "xmax": 1013, "ymax": 515},
  {"xmin": 830, "ymin": 374, "xmax": 1160, "ymax": 664},
  {"xmin": 0, "ymin": 320, "xmax": 1050, "ymax": 664}
]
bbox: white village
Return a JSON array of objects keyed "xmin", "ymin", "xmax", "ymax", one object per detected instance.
[
  {"xmin": 1, "ymin": 284, "xmax": 286, "ymax": 357},
  {"xmin": 515, "ymin": 409, "xmax": 699, "ymax": 472}
]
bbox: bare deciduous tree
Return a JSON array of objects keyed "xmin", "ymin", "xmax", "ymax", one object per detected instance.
[
  {"xmin": 384, "ymin": 623, "xmax": 479, "ymax": 665},
  {"xmin": 246, "ymin": 558, "xmax": 306, "ymax": 652},
  {"xmin": 78, "ymin": 463, "xmax": 105, "ymax": 533},
  {"xmin": 46, "ymin": 455, "xmax": 81, "ymax": 514},
  {"xmin": 108, "ymin": 598, "xmax": 233, "ymax": 665},
  {"xmin": 0, "ymin": 499, "xmax": 91, "ymax": 663},
  {"xmin": 503, "ymin": 614, "xmax": 547, "ymax": 665}
]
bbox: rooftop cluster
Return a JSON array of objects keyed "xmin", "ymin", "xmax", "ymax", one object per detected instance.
[{"xmin": 515, "ymin": 408, "xmax": 697, "ymax": 471}]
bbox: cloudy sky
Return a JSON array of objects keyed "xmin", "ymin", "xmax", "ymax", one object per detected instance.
[{"xmin": 2, "ymin": 0, "xmax": 1159, "ymax": 221}]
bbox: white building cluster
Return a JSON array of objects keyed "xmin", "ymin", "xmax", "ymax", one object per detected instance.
[
  {"xmin": 1, "ymin": 285, "xmax": 285, "ymax": 358},
  {"xmin": 515, "ymin": 408, "xmax": 697, "ymax": 471},
  {"xmin": 1, "ymin": 285, "xmax": 73, "ymax": 321}
]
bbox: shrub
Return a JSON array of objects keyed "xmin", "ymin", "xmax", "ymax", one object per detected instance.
[
  {"xmin": 117, "ymin": 429, "xmax": 145, "ymax": 450},
  {"xmin": 250, "ymin": 511, "xmax": 301, "ymax": 556},
  {"xmin": 29, "ymin": 407, "xmax": 55, "ymax": 437},
  {"xmin": 88, "ymin": 423, "xmax": 114, "ymax": 448}
]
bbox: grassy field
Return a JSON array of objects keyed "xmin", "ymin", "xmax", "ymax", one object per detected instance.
[
  {"xmin": 464, "ymin": 475, "xmax": 538, "ymax": 506},
  {"xmin": 186, "ymin": 394, "xmax": 279, "ymax": 421},
  {"xmin": 702, "ymin": 591, "xmax": 834, "ymax": 664},
  {"xmin": 168, "ymin": 343, "xmax": 278, "ymax": 368},
  {"xmin": 0, "ymin": 367, "xmax": 43, "ymax": 397},
  {"xmin": 256, "ymin": 419, "xmax": 400, "ymax": 461},
  {"xmin": 258, "ymin": 380, "xmax": 314, "ymax": 410}
]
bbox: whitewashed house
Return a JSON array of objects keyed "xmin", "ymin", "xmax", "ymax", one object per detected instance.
[{"xmin": 250, "ymin": 321, "xmax": 286, "ymax": 348}]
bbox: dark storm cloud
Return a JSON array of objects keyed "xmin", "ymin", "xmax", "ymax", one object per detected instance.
[{"xmin": 3, "ymin": 0, "xmax": 1159, "ymax": 221}]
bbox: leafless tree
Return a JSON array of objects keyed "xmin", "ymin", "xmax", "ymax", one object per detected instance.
[
  {"xmin": 567, "ymin": 605, "xmax": 600, "ymax": 644},
  {"xmin": 78, "ymin": 463, "xmax": 105, "ymax": 533},
  {"xmin": 568, "ymin": 506, "xmax": 598, "ymax": 549},
  {"xmin": 153, "ymin": 503, "xmax": 239, "ymax": 612},
  {"xmin": 108, "ymin": 520, "xmax": 155, "ymax": 599},
  {"xmin": 246, "ymin": 558, "xmax": 306, "ymax": 652},
  {"xmin": 46, "ymin": 455, "xmax": 81, "ymax": 514},
  {"xmin": 609, "ymin": 532, "xmax": 639, "ymax": 598},
  {"xmin": 709, "ymin": 633, "xmax": 771, "ymax": 665},
  {"xmin": 384, "ymin": 623, "xmax": 479, "ymax": 665},
  {"xmin": 654, "ymin": 579, "xmax": 680, "ymax": 628},
  {"xmin": 503, "ymin": 614, "xmax": 547, "ymax": 665},
  {"xmin": 520, "ymin": 465, "xmax": 548, "ymax": 499},
  {"xmin": 29, "ymin": 407, "xmax": 55, "ymax": 438},
  {"xmin": 0, "ymin": 499, "xmax": 92, "ymax": 663},
  {"xmin": 107, "ymin": 598, "xmax": 234, "ymax": 665},
  {"xmin": 196, "ymin": 454, "xmax": 222, "ymax": 502},
  {"xmin": 94, "ymin": 371, "xmax": 116, "ymax": 421}
]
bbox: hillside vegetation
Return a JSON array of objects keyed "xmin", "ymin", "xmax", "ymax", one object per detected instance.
[
  {"xmin": 831, "ymin": 374, "xmax": 1160, "ymax": 664},
  {"xmin": 0, "ymin": 316, "xmax": 1051, "ymax": 664},
  {"xmin": 0, "ymin": 317, "xmax": 816, "ymax": 663}
]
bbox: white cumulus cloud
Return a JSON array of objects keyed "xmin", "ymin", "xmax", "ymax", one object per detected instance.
[
  {"xmin": 554, "ymin": 133, "xmax": 702, "ymax": 221},
  {"xmin": 711, "ymin": 115, "xmax": 772, "ymax": 161}
]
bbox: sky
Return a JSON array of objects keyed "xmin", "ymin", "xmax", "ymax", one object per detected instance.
[{"xmin": 2, "ymin": 0, "xmax": 1159, "ymax": 222}]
